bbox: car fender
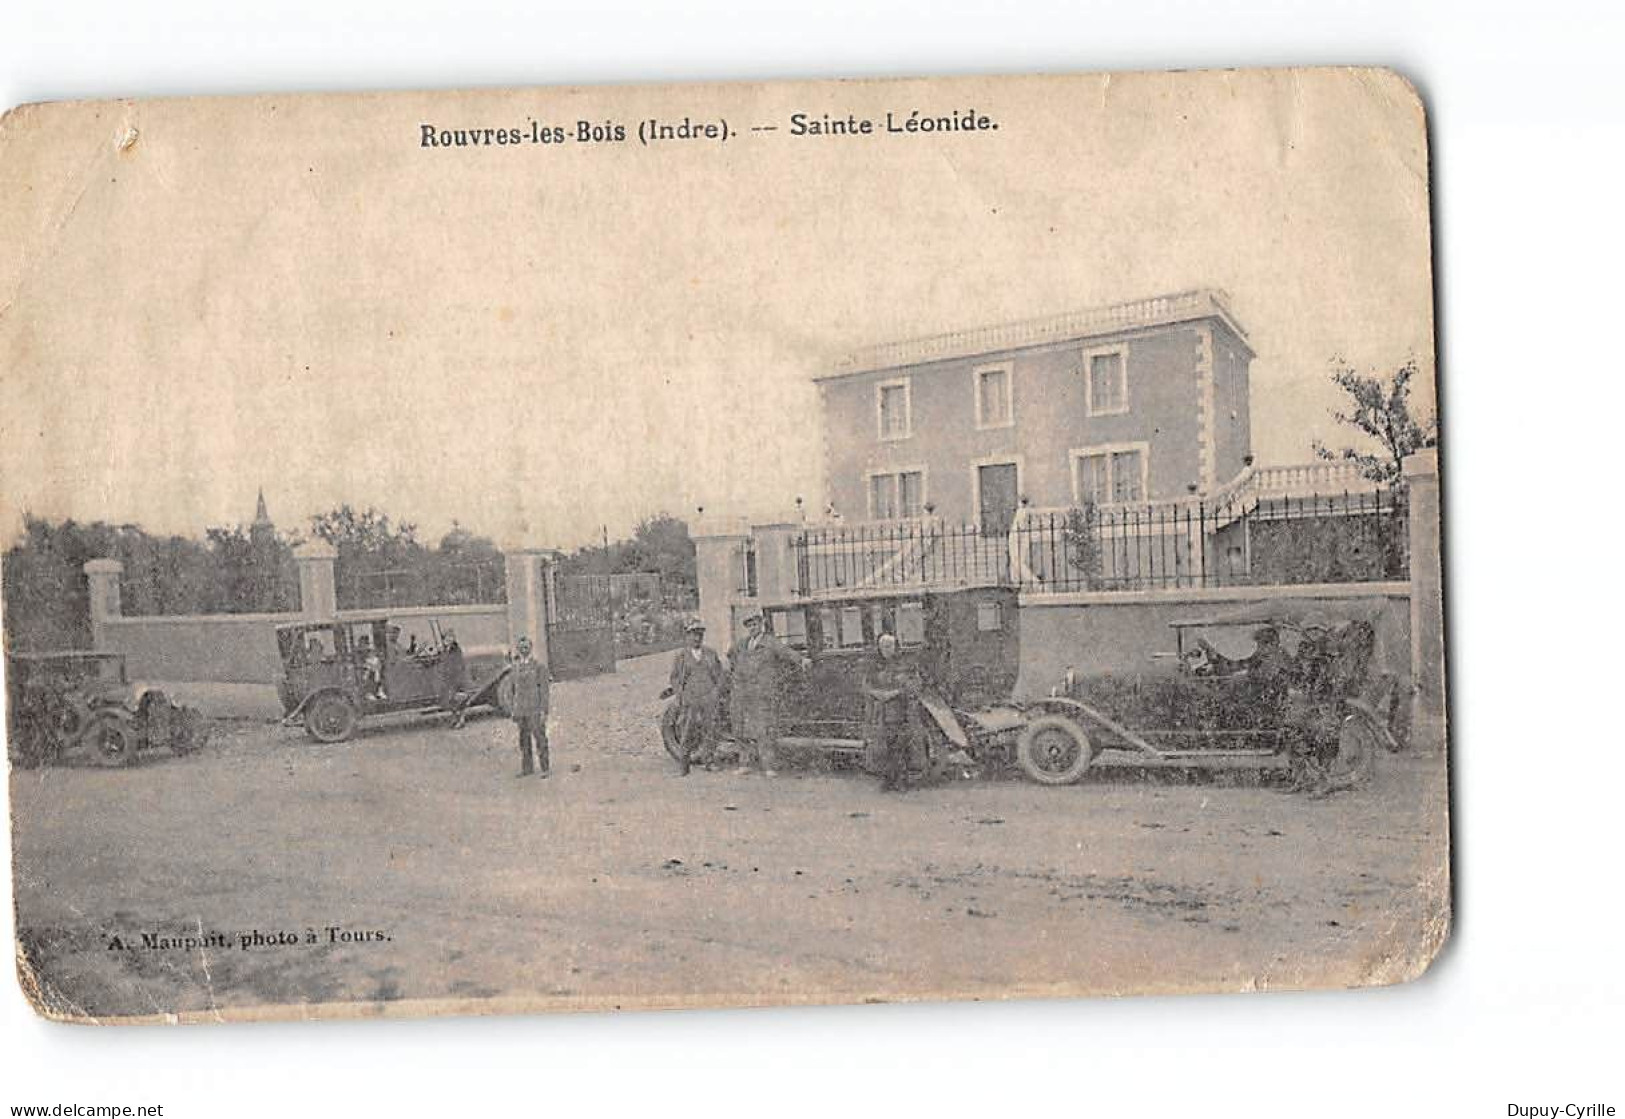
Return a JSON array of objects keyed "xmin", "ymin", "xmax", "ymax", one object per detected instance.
[
  {"xmin": 1017, "ymin": 695, "xmax": 1135, "ymax": 747},
  {"xmin": 1020, "ymin": 694, "xmax": 1096, "ymax": 721},
  {"xmin": 916, "ymin": 689, "xmax": 970, "ymax": 749},
  {"xmin": 283, "ymin": 686, "xmax": 349, "ymax": 725}
]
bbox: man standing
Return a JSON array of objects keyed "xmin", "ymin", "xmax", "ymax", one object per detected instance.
[
  {"xmin": 726, "ymin": 610, "xmax": 809, "ymax": 777},
  {"xmin": 660, "ymin": 618, "xmax": 726, "ymax": 775},
  {"xmin": 501, "ymin": 635, "xmax": 551, "ymax": 778}
]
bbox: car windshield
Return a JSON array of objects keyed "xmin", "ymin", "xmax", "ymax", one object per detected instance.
[{"xmin": 1185, "ymin": 624, "xmax": 1263, "ymax": 662}]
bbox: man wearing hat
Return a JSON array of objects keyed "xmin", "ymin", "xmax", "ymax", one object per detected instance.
[
  {"xmin": 659, "ymin": 617, "xmax": 727, "ymax": 775},
  {"xmin": 726, "ymin": 609, "xmax": 810, "ymax": 777}
]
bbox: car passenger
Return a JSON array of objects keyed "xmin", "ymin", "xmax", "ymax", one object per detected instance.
[{"xmin": 358, "ymin": 635, "xmax": 386, "ymax": 700}]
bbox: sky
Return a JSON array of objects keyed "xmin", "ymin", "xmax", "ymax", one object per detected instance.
[{"xmin": 0, "ymin": 68, "xmax": 1434, "ymax": 550}]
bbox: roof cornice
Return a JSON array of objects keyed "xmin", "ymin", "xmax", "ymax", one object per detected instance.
[{"xmin": 817, "ymin": 289, "xmax": 1254, "ymax": 382}]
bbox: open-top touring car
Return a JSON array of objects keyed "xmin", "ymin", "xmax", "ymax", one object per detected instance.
[{"xmin": 275, "ymin": 614, "xmax": 509, "ymax": 742}]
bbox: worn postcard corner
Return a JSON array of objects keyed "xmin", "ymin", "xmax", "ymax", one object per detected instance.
[{"xmin": 2, "ymin": 65, "xmax": 1448, "ymax": 1025}]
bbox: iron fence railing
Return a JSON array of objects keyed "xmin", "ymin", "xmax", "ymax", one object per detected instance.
[
  {"xmin": 338, "ymin": 560, "xmax": 507, "ymax": 610},
  {"xmin": 793, "ymin": 487, "xmax": 1407, "ymax": 597}
]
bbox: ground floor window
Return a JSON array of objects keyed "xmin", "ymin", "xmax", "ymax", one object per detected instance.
[
  {"xmin": 1072, "ymin": 443, "xmax": 1148, "ymax": 505},
  {"xmin": 868, "ymin": 469, "xmax": 925, "ymax": 519}
]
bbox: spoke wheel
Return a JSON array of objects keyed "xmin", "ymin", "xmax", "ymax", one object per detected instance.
[
  {"xmin": 85, "ymin": 714, "xmax": 137, "ymax": 767},
  {"xmin": 304, "ymin": 693, "xmax": 358, "ymax": 743},
  {"xmin": 1016, "ymin": 715, "xmax": 1093, "ymax": 785}
]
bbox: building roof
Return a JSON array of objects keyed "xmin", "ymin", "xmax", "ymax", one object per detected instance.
[{"xmin": 817, "ymin": 288, "xmax": 1252, "ymax": 381}]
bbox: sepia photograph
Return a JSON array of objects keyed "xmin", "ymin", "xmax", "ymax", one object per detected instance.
[{"xmin": 0, "ymin": 67, "xmax": 1451, "ymax": 1025}]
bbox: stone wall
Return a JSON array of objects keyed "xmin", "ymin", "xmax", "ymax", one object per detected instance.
[{"xmin": 83, "ymin": 545, "xmax": 560, "ymax": 719}]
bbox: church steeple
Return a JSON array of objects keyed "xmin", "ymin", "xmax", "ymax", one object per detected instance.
[{"xmin": 247, "ymin": 488, "xmax": 281, "ymax": 610}]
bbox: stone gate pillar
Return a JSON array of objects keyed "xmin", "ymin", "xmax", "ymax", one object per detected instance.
[
  {"xmin": 294, "ymin": 542, "xmax": 338, "ymax": 620},
  {"xmin": 750, "ymin": 522, "xmax": 802, "ymax": 603},
  {"xmin": 83, "ymin": 558, "xmax": 124, "ymax": 649},
  {"xmin": 503, "ymin": 548, "xmax": 553, "ymax": 675},
  {"xmin": 692, "ymin": 517, "xmax": 750, "ymax": 648},
  {"xmin": 1403, "ymin": 449, "xmax": 1446, "ymax": 752}
]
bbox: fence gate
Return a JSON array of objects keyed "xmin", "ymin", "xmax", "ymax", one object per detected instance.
[{"xmin": 548, "ymin": 574, "xmax": 616, "ymax": 679}]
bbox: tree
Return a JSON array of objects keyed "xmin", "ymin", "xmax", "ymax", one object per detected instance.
[
  {"xmin": 2, "ymin": 514, "xmax": 294, "ymax": 650},
  {"xmin": 200, "ymin": 525, "xmax": 296, "ymax": 613},
  {"xmin": 556, "ymin": 513, "xmax": 697, "ymax": 600},
  {"xmin": 308, "ymin": 505, "xmax": 431, "ymax": 608},
  {"xmin": 1311, "ymin": 359, "xmax": 1438, "ymax": 485},
  {"xmin": 429, "ymin": 521, "xmax": 506, "ymax": 605},
  {"xmin": 1060, "ymin": 504, "xmax": 1104, "ymax": 590},
  {"xmin": 620, "ymin": 513, "xmax": 697, "ymax": 594},
  {"xmin": 308, "ymin": 505, "xmax": 421, "ymax": 560}
]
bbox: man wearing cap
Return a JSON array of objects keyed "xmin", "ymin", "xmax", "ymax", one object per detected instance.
[
  {"xmin": 660, "ymin": 618, "xmax": 726, "ymax": 775},
  {"xmin": 726, "ymin": 610, "xmax": 810, "ymax": 777}
]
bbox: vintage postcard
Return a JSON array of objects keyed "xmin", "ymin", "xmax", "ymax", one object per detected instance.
[{"xmin": 0, "ymin": 67, "xmax": 1447, "ymax": 1024}]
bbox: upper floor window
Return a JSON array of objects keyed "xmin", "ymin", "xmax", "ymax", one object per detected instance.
[
  {"xmin": 1072, "ymin": 443, "xmax": 1148, "ymax": 505},
  {"xmin": 973, "ymin": 362, "xmax": 1014, "ymax": 429},
  {"xmin": 869, "ymin": 469, "xmax": 925, "ymax": 520},
  {"xmin": 1083, "ymin": 345, "xmax": 1129, "ymax": 416},
  {"xmin": 877, "ymin": 378, "xmax": 912, "ymax": 440}
]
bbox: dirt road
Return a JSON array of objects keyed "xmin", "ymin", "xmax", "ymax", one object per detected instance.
[{"xmin": 10, "ymin": 652, "xmax": 1449, "ymax": 1021}]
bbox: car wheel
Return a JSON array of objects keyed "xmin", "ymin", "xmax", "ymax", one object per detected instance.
[
  {"xmin": 55, "ymin": 700, "xmax": 89, "ymax": 744},
  {"xmin": 85, "ymin": 714, "xmax": 137, "ymax": 767},
  {"xmin": 304, "ymin": 693, "xmax": 358, "ymax": 743},
  {"xmin": 1016, "ymin": 715, "xmax": 1093, "ymax": 785}
]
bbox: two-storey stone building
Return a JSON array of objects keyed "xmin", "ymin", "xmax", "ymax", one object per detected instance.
[{"xmin": 815, "ymin": 290, "xmax": 1255, "ymax": 530}]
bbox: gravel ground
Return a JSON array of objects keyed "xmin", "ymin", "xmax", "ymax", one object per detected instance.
[{"xmin": 9, "ymin": 651, "xmax": 1450, "ymax": 1022}]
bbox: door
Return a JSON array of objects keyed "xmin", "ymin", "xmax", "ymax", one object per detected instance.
[
  {"xmin": 977, "ymin": 462, "xmax": 1019, "ymax": 535},
  {"xmin": 547, "ymin": 574, "xmax": 617, "ymax": 679}
]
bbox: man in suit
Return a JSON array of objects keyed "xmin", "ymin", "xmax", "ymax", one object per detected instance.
[
  {"xmin": 727, "ymin": 610, "xmax": 810, "ymax": 777},
  {"xmin": 500, "ymin": 635, "xmax": 551, "ymax": 778},
  {"xmin": 660, "ymin": 618, "xmax": 727, "ymax": 775}
]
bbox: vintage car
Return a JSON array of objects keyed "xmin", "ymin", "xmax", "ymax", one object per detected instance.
[
  {"xmin": 275, "ymin": 614, "xmax": 509, "ymax": 742},
  {"xmin": 717, "ymin": 589, "xmax": 1402, "ymax": 788},
  {"xmin": 5, "ymin": 650, "xmax": 206, "ymax": 767},
  {"xmin": 765, "ymin": 584, "xmax": 1019, "ymax": 738},
  {"xmin": 710, "ymin": 586, "xmax": 1040, "ymax": 780},
  {"xmin": 1029, "ymin": 601, "xmax": 1406, "ymax": 786}
]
